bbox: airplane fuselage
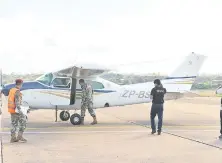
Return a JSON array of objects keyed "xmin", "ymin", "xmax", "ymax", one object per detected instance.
[{"xmin": 1, "ymin": 76, "xmax": 194, "ymax": 110}]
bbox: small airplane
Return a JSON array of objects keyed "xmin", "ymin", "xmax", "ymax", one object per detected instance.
[{"xmin": 1, "ymin": 52, "xmax": 206, "ymax": 125}]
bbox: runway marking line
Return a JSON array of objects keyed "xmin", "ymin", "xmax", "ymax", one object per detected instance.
[
  {"xmin": 0, "ymin": 130, "xmax": 219, "ymax": 134},
  {"xmin": 0, "ymin": 125, "xmax": 219, "ymax": 131}
]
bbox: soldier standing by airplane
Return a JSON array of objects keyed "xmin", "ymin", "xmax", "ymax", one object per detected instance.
[
  {"xmin": 8, "ymin": 79, "xmax": 27, "ymax": 143},
  {"xmin": 79, "ymin": 79, "xmax": 98, "ymax": 125},
  {"xmin": 150, "ymin": 79, "xmax": 167, "ymax": 135}
]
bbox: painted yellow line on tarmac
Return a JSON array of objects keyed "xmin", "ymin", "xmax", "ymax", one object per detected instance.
[
  {"xmin": 0, "ymin": 125, "xmax": 219, "ymax": 131},
  {"xmin": 0, "ymin": 126, "xmax": 140, "ymax": 130}
]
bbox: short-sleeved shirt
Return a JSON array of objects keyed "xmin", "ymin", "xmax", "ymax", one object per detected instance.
[{"xmin": 151, "ymin": 86, "xmax": 167, "ymax": 104}]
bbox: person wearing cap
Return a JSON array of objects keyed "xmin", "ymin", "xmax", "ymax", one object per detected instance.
[
  {"xmin": 150, "ymin": 79, "xmax": 167, "ymax": 135},
  {"xmin": 8, "ymin": 79, "xmax": 27, "ymax": 143},
  {"xmin": 79, "ymin": 79, "xmax": 97, "ymax": 125}
]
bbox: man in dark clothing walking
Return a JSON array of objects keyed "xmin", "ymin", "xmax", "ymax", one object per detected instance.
[
  {"xmin": 219, "ymin": 98, "xmax": 222, "ymax": 139},
  {"xmin": 150, "ymin": 79, "xmax": 167, "ymax": 135}
]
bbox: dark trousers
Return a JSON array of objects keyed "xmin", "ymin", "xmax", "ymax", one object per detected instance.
[
  {"xmin": 220, "ymin": 110, "xmax": 222, "ymax": 135},
  {"xmin": 150, "ymin": 103, "xmax": 163, "ymax": 132}
]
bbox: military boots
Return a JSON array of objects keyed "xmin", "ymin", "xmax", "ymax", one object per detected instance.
[
  {"xmin": 17, "ymin": 131, "xmax": 27, "ymax": 142},
  {"xmin": 91, "ymin": 116, "xmax": 98, "ymax": 125}
]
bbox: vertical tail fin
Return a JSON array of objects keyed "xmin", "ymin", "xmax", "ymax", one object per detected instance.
[
  {"xmin": 162, "ymin": 52, "xmax": 207, "ymax": 93},
  {"xmin": 167, "ymin": 52, "xmax": 206, "ymax": 79}
]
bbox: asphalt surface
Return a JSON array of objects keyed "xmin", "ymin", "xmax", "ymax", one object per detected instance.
[{"xmin": 1, "ymin": 96, "xmax": 222, "ymax": 163}]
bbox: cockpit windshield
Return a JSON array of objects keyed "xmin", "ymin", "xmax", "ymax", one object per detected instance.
[{"xmin": 36, "ymin": 73, "xmax": 53, "ymax": 86}]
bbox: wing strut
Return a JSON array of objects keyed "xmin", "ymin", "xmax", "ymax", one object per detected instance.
[
  {"xmin": 70, "ymin": 78, "xmax": 77, "ymax": 105},
  {"xmin": 70, "ymin": 66, "xmax": 78, "ymax": 105}
]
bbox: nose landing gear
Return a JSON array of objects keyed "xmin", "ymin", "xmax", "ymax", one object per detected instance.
[
  {"xmin": 70, "ymin": 113, "xmax": 82, "ymax": 125},
  {"xmin": 55, "ymin": 109, "xmax": 82, "ymax": 125}
]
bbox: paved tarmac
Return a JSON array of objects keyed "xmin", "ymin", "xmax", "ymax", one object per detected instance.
[{"xmin": 0, "ymin": 96, "xmax": 222, "ymax": 163}]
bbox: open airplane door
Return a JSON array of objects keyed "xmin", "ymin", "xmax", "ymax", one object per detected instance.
[
  {"xmin": 52, "ymin": 65, "xmax": 110, "ymax": 109},
  {"xmin": 70, "ymin": 77, "xmax": 76, "ymax": 105},
  {"xmin": 50, "ymin": 64, "xmax": 111, "ymax": 125}
]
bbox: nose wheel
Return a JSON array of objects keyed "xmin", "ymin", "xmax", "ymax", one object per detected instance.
[
  {"xmin": 70, "ymin": 113, "xmax": 81, "ymax": 125},
  {"xmin": 59, "ymin": 111, "xmax": 70, "ymax": 121}
]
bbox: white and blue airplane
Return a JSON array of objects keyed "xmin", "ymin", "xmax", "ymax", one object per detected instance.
[{"xmin": 1, "ymin": 52, "xmax": 206, "ymax": 125}]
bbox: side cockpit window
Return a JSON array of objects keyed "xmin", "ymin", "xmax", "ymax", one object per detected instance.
[{"xmin": 51, "ymin": 78, "xmax": 71, "ymax": 88}]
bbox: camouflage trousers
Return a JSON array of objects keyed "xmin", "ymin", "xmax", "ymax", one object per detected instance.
[
  {"xmin": 81, "ymin": 101, "xmax": 96, "ymax": 118},
  {"xmin": 10, "ymin": 113, "xmax": 27, "ymax": 135}
]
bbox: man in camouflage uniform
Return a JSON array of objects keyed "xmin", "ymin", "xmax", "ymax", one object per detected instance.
[
  {"xmin": 8, "ymin": 79, "xmax": 27, "ymax": 143},
  {"xmin": 79, "ymin": 79, "xmax": 97, "ymax": 125}
]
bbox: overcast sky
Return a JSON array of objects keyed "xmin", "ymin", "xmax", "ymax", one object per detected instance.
[{"xmin": 0, "ymin": 0, "xmax": 222, "ymax": 75}]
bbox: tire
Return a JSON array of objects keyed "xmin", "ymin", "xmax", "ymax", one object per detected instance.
[
  {"xmin": 70, "ymin": 113, "xmax": 81, "ymax": 125},
  {"xmin": 104, "ymin": 103, "xmax": 109, "ymax": 107},
  {"xmin": 59, "ymin": 111, "xmax": 70, "ymax": 121}
]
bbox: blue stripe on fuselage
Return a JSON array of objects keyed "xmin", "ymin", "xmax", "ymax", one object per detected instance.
[
  {"xmin": 1, "ymin": 81, "xmax": 115, "ymax": 96},
  {"xmin": 164, "ymin": 76, "xmax": 196, "ymax": 79}
]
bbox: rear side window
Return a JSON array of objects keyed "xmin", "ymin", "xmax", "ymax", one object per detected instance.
[{"xmin": 86, "ymin": 80, "xmax": 104, "ymax": 89}]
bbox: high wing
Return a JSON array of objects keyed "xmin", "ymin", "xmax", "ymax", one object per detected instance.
[{"xmin": 52, "ymin": 63, "xmax": 112, "ymax": 78}]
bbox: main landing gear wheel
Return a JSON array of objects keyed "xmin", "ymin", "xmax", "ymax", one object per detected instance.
[
  {"xmin": 70, "ymin": 113, "xmax": 81, "ymax": 125},
  {"xmin": 59, "ymin": 111, "xmax": 70, "ymax": 121}
]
